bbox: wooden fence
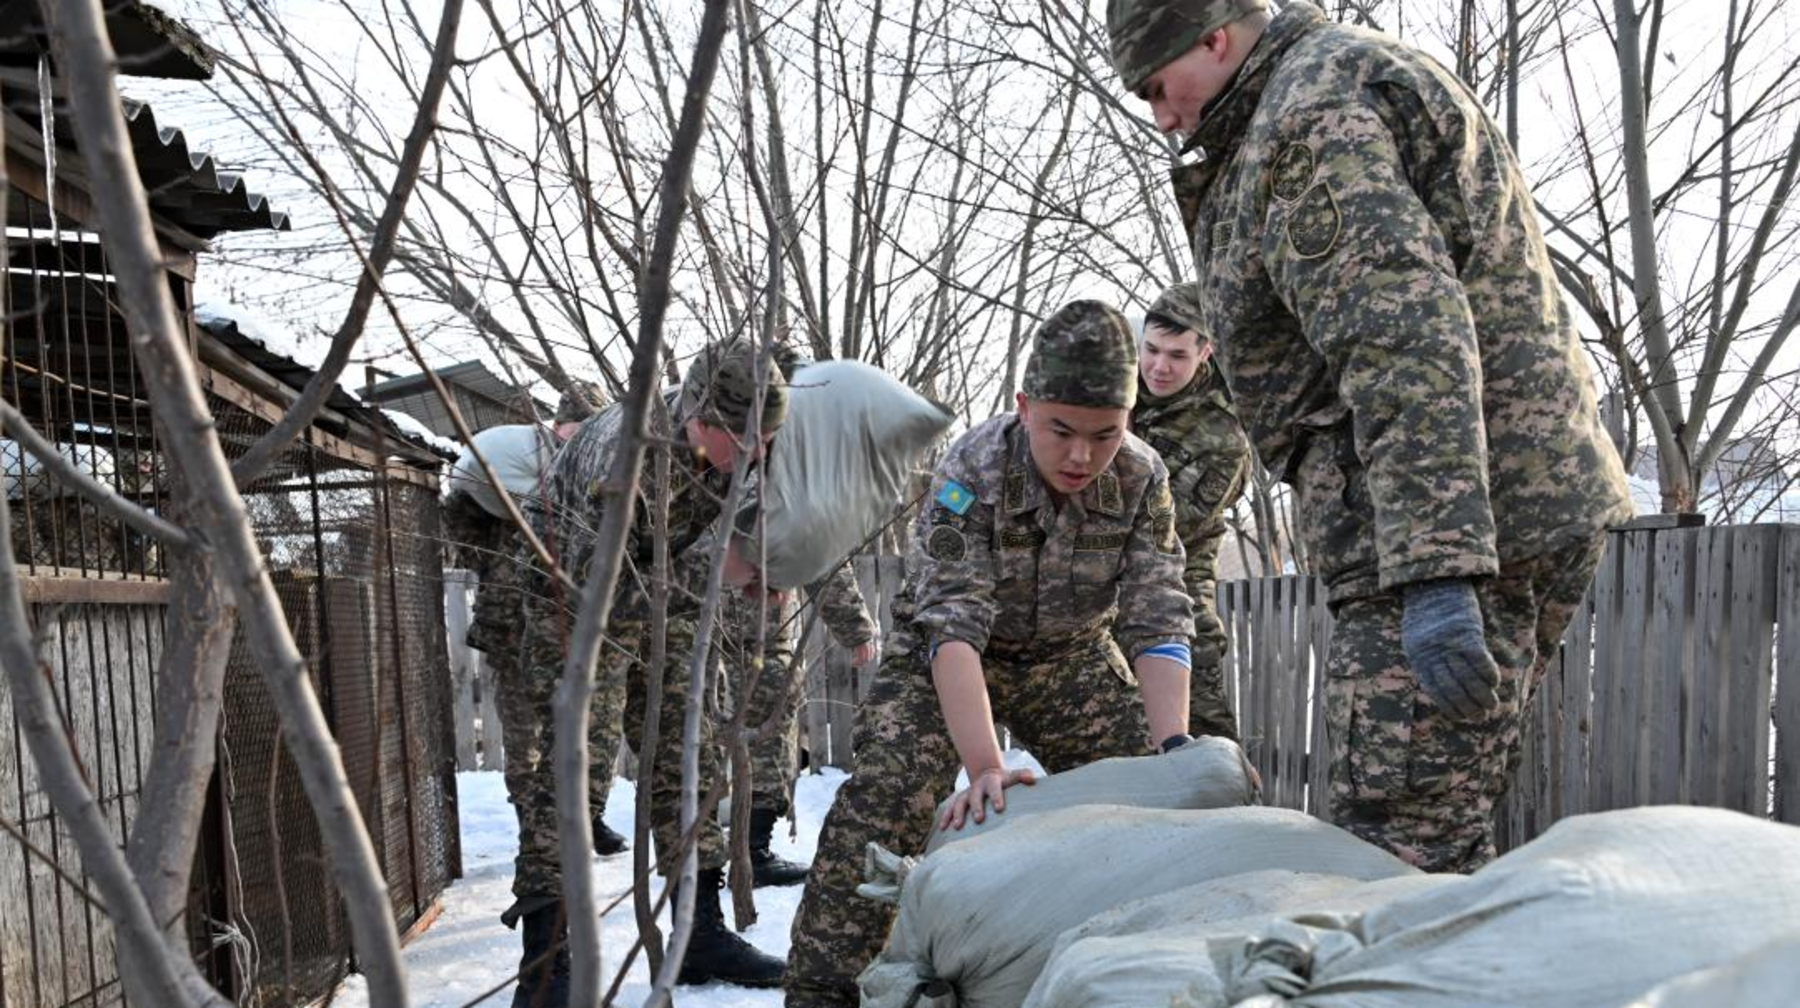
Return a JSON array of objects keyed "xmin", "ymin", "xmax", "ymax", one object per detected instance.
[
  {"xmin": 1218, "ymin": 521, "xmax": 1800, "ymax": 849},
  {"xmin": 446, "ymin": 569, "xmax": 505, "ymax": 772}
]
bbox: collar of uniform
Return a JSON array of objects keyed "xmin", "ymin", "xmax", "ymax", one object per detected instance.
[
  {"xmin": 1003, "ymin": 418, "xmax": 1049, "ymax": 515},
  {"xmin": 1182, "ymin": 0, "xmax": 1327, "ymax": 160}
]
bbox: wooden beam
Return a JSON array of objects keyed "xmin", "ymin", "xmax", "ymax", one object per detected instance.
[{"xmin": 18, "ymin": 569, "xmax": 172, "ymax": 604}]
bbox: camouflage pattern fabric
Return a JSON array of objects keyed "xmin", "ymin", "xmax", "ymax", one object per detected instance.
[
  {"xmin": 678, "ymin": 337, "xmax": 789, "ymax": 434},
  {"xmin": 1130, "ymin": 364, "xmax": 1250, "ymax": 740},
  {"xmin": 907, "ymin": 415, "xmax": 1192, "ymax": 662},
  {"xmin": 554, "ymin": 380, "xmax": 608, "ymax": 424},
  {"xmin": 1141, "ymin": 0, "xmax": 1631, "ymax": 874},
  {"xmin": 506, "ymin": 348, "xmax": 780, "ymax": 891},
  {"xmin": 1107, "ymin": 0, "xmax": 1270, "ymax": 92},
  {"xmin": 720, "ymin": 563, "xmax": 875, "ymax": 818},
  {"xmin": 1163, "ymin": 1, "xmax": 1632, "ymax": 608},
  {"xmin": 1019, "ymin": 300, "xmax": 1140, "ymax": 411},
  {"xmin": 784, "ymin": 631, "xmax": 1153, "ymax": 1008},
  {"xmin": 785, "ymin": 410, "xmax": 1190, "ymax": 1007},
  {"xmin": 497, "ymin": 574, "xmax": 631, "ymax": 898},
  {"xmin": 1325, "ymin": 534, "xmax": 1604, "ymax": 872}
]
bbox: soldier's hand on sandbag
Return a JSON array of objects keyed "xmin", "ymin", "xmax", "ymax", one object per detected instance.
[
  {"xmin": 939, "ymin": 767, "xmax": 1037, "ymax": 831},
  {"xmin": 1400, "ymin": 578, "xmax": 1500, "ymax": 719}
]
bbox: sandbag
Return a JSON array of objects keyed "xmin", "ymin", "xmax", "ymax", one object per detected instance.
[
  {"xmin": 923, "ymin": 736, "xmax": 1259, "ymax": 855},
  {"xmin": 745, "ymin": 360, "xmax": 951, "ymax": 588},
  {"xmin": 858, "ymin": 806, "xmax": 1417, "ymax": 1008},
  {"xmin": 1025, "ymin": 873, "xmax": 1454, "ymax": 1008},
  {"xmin": 1623, "ymin": 934, "xmax": 1800, "ymax": 1008},
  {"xmin": 1168, "ymin": 806, "xmax": 1800, "ymax": 1008},
  {"xmin": 446, "ymin": 424, "xmax": 555, "ymax": 518}
]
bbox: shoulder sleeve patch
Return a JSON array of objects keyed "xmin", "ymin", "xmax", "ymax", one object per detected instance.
[
  {"xmin": 927, "ymin": 525, "xmax": 967, "ymax": 562},
  {"xmin": 1270, "ymin": 142, "xmax": 1316, "ymax": 204},
  {"xmin": 1285, "ymin": 182, "xmax": 1341, "ymax": 260},
  {"xmin": 935, "ymin": 479, "xmax": 976, "ymax": 516}
]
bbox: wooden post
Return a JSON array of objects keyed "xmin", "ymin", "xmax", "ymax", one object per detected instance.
[{"xmin": 444, "ymin": 570, "xmax": 479, "ymax": 772}]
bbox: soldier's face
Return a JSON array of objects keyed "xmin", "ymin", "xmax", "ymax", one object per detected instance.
[
  {"xmin": 1141, "ymin": 324, "xmax": 1209, "ymax": 396},
  {"xmin": 687, "ymin": 419, "xmax": 777, "ymax": 472},
  {"xmin": 1135, "ymin": 29, "xmax": 1236, "ymax": 135},
  {"xmin": 1017, "ymin": 394, "xmax": 1129, "ymax": 496}
]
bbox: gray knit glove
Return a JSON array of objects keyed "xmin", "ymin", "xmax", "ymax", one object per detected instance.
[{"xmin": 1400, "ymin": 578, "xmax": 1499, "ymax": 719}]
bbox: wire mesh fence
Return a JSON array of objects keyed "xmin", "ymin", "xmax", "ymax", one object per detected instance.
[{"xmin": 4, "ymin": 176, "xmax": 458, "ymax": 1006}]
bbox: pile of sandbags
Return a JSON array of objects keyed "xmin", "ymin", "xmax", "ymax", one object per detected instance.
[
  {"xmin": 743, "ymin": 359, "xmax": 952, "ymax": 589},
  {"xmin": 1031, "ymin": 805, "xmax": 1800, "ymax": 1008},
  {"xmin": 858, "ymin": 805, "xmax": 1418, "ymax": 1008},
  {"xmin": 923, "ymin": 736, "xmax": 1259, "ymax": 855},
  {"xmin": 1025, "ymin": 872, "xmax": 1454, "ymax": 1008},
  {"xmin": 1623, "ymin": 934, "xmax": 1800, "ymax": 1008}
]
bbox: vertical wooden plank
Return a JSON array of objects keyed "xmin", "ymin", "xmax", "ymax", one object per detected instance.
[
  {"xmin": 1648, "ymin": 530, "xmax": 1695, "ymax": 804},
  {"xmin": 1725, "ymin": 528, "xmax": 1777, "ymax": 814},
  {"xmin": 1255, "ymin": 575, "xmax": 1279, "ymax": 791},
  {"xmin": 1617, "ymin": 531, "xmax": 1652, "ymax": 805},
  {"xmin": 1773, "ymin": 526, "xmax": 1800, "ymax": 826},
  {"xmin": 444, "ymin": 572, "xmax": 479, "ymax": 772},
  {"xmin": 477, "ymin": 651, "xmax": 506, "ymax": 773},
  {"xmin": 1268, "ymin": 578, "xmax": 1290, "ymax": 808},
  {"xmin": 1307, "ymin": 582, "xmax": 1334, "ymax": 821},
  {"xmin": 1558, "ymin": 578, "xmax": 1594, "ymax": 818},
  {"xmin": 1218, "ymin": 581, "xmax": 1237, "ymax": 726},
  {"xmin": 1691, "ymin": 527, "xmax": 1735, "ymax": 807},
  {"xmin": 1587, "ymin": 534, "xmax": 1624, "ymax": 810},
  {"xmin": 1285, "ymin": 577, "xmax": 1311, "ymax": 811}
]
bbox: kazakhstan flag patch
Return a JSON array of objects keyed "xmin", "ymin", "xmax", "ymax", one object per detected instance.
[{"xmin": 935, "ymin": 479, "xmax": 975, "ymax": 515}]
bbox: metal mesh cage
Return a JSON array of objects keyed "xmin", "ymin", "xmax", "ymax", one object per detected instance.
[{"xmin": 4, "ymin": 174, "xmax": 457, "ymax": 1006}]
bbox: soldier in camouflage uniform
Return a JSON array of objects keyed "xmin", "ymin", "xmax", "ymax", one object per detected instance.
[
  {"xmin": 717, "ymin": 561, "xmax": 877, "ymax": 886},
  {"xmin": 441, "ymin": 385, "xmax": 632, "ymax": 876},
  {"xmin": 1131, "ymin": 282, "xmax": 1250, "ymax": 740},
  {"xmin": 505, "ymin": 340, "xmax": 792, "ymax": 1003},
  {"xmin": 1107, "ymin": 0, "xmax": 1634, "ymax": 872},
  {"xmin": 784, "ymin": 301, "xmax": 1196, "ymax": 1008}
]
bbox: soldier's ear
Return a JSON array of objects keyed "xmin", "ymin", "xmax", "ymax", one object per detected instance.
[{"xmin": 1015, "ymin": 392, "xmax": 1032, "ymax": 422}]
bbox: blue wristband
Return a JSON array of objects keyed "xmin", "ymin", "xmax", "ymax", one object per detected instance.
[{"xmin": 1142, "ymin": 642, "xmax": 1192, "ymax": 669}]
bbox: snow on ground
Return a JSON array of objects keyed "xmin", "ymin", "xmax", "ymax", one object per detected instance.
[{"xmin": 327, "ymin": 769, "xmax": 848, "ymax": 1008}]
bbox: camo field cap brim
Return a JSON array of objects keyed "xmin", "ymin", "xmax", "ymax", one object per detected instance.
[
  {"xmin": 677, "ymin": 338, "xmax": 789, "ymax": 434},
  {"xmin": 1146, "ymin": 282, "xmax": 1208, "ymax": 339},
  {"xmin": 1108, "ymin": 0, "xmax": 1271, "ymax": 93},
  {"xmin": 1022, "ymin": 300, "xmax": 1140, "ymax": 410},
  {"xmin": 553, "ymin": 380, "xmax": 609, "ymax": 424}
]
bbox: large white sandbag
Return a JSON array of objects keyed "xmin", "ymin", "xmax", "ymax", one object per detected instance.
[
  {"xmin": 747, "ymin": 360, "xmax": 951, "ymax": 589},
  {"xmin": 858, "ymin": 806, "xmax": 1417, "ymax": 1008},
  {"xmin": 1025, "ymin": 873, "xmax": 1454, "ymax": 1008},
  {"xmin": 923, "ymin": 736, "xmax": 1258, "ymax": 855},
  {"xmin": 3, "ymin": 438, "xmax": 116, "ymax": 501},
  {"xmin": 1193, "ymin": 806, "xmax": 1800, "ymax": 1008},
  {"xmin": 446, "ymin": 424, "xmax": 555, "ymax": 518},
  {"xmin": 1623, "ymin": 934, "xmax": 1800, "ymax": 1008}
]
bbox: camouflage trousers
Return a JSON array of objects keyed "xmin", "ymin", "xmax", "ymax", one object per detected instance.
[
  {"xmin": 1324, "ymin": 534, "xmax": 1605, "ymax": 873},
  {"xmin": 498, "ymin": 585, "xmax": 628, "ymax": 900},
  {"xmin": 720, "ymin": 601, "xmax": 806, "ymax": 820},
  {"xmin": 784, "ymin": 626, "xmax": 1153, "ymax": 1008},
  {"xmin": 1187, "ymin": 573, "xmax": 1238, "ymax": 741},
  {"xmin": 618, "ymin": 615, "xmax": 731, "ymax": 877}
]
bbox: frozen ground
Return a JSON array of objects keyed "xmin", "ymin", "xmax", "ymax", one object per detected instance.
[{"xmin": 327, "ymin": 769, "xmax": 848, "ymax": 1008}]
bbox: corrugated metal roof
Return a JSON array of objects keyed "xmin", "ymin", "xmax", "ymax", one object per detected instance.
[
  {"xmin": 1, "ymin": 86, "xmax": 290, "ymax": 240},
  {"xmin": 0, "ymin": 0, "xmax": 215, "ymax": 82}
]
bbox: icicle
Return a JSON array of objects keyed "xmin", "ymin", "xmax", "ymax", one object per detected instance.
[{"xmin": 37, "ymin": 54, "xmax": 60, "ymax": 242}]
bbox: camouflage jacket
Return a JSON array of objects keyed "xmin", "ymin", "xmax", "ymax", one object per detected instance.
[
  {"xmin": 529, "ymin": 388, "xmax": 750, "ymax": 619},
  {"xmin": 1170, "ymin": 1, "xmax": 1631, "ymax": 602},
  {"xmin": 1130, "ymin": 366, "xmax": 1250, "ymax": 589},
  {"xmin": 901, "ymin": 414, "xmax": 1192, "ymax": 661}
]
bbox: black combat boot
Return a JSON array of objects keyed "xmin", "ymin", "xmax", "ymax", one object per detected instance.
[
  {"xmin": 503, "ymin": 898, "xmax": 570, "ymax": 1008},
  {"xmin": 592, "ymin": 815, "xmax": 629, "ymax": 856},
  {"xmin": 674, "ymin": 868, "xmax": 786, "ymax": 988},
  {"xmin": 747, "ymin": 806, "xmax": 810, "ymax": 887}
]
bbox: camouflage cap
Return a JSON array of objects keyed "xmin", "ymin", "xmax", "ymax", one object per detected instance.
[
  {"xmin": 1107, "ymin": 0, "xmax": 1270, "ymax": 93},
  {"xmin": 553, "ymin": 380, "xmax": 608, "ymax": 424},
  {"xmin": 1021, "ymin": 300, "xmax": 1139, "ymax": 410},
  {"xmin": 1145, "ymin": 282, "xmax": 1208, "ymax": 339},
  {"xmin": 677, "ymin": 338, "xmax": 789, "ymax": 434}
]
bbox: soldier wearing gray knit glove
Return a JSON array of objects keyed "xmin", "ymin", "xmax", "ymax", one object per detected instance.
[{"xmin": 1400, "ymin": 578, "xmax": 1500, "ymax": 719}]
